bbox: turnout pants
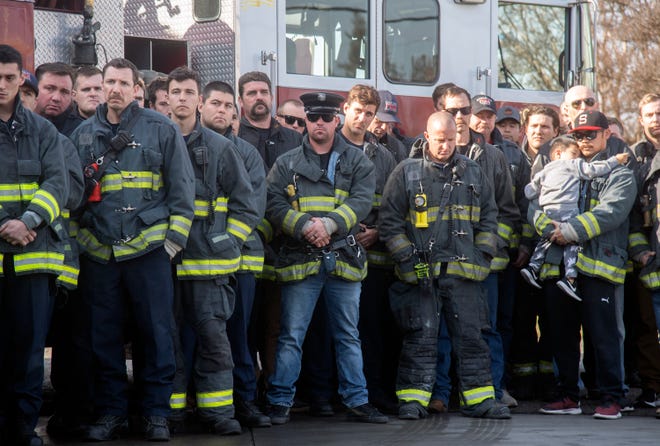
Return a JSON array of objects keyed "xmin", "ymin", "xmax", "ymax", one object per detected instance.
[
  {"xmin": 0, "ymin": 258, "xmax": 55, "ymax": 436},
  {"xmin": 390, "ymin": 276, "xmax": 494, "ymax": 408},
  {"xmin": 171, "ymin": 278, "xmax": 235, "ymax": 420}
]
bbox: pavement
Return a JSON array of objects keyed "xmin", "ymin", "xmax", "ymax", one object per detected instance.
[{"xmin": 37, "ymin": 399, "xmax": 659, "ymax": 446}]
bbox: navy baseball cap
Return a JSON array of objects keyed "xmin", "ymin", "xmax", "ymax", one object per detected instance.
[
  {"xmin": 471, "ymin": 94, "xmax": 496, "ymax": 115},
  {"xmin": 21, "ymin": 69, "xmax": 38, "ymax": 95},
  {"xmin": 496, "ymin": 105, "xmax": 521, "ymax": 124},
  {"xmin": 376, "ymin": 90, "xmax": 400, "ymax": 123}
]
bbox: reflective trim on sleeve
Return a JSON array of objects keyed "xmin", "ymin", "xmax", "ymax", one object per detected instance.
[
  {"xmin": 31, "ymin": 189, "xmax": 60, "ymax": 222},
  {"xmin": 331, "ymin": 204, "xmax": 358, "ymax": 229},
  {"xmin": 227, "ymin": 217, "xmax": 252, "ymax": 242},
  {"xmin": 169, "ymin": 215, "xmax": 192, "ymax": 238},
  {"xmin": 575, "ymin": 212, "xmax": 601, "ymax": 239}
]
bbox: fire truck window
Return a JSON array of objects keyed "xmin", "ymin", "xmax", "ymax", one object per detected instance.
[
  {"xmin": 383, "ymin": 1, "xmax": 439, "ymax": 85},
  {"xmin": 193, "ymin": 0, "xmax": 221, "ymax": 22},
  {"xmin": 498, "ymin": 1, "xmax": 566, "ymax": 92},
  {"xmin": 35, "ymin": 0, "xmax": 84, "ymax": 13},
  {"xmin": 285, "ymin": 0, "xmax": 369, "ymax": 79}
]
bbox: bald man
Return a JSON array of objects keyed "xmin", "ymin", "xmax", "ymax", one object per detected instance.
[{"xmin": 379, "ymin": 112, "xmax": 511, "ymax": 420}]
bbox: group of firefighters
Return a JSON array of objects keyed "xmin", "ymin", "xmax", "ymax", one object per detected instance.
[{"xmin": 1, "ymin": 40, "xmax": 660, "ymax": 446}]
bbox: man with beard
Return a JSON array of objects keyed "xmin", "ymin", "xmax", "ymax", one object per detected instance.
[
  {"xmin": 72, "ymin": 66, "xmax": 104, "ymax": 119},
  {"xmin": 237, "ymin": 71, "xmax": 301, "ymax": 170},
  {"xmin": 35, "ymin": 62, "xmax": 83, "ymax": 137},
  {"xmin": 264, "ymin": 91, "xmax": 386, "ymax": 426},
  {"xmin": 237, "ymin": 72, "xmax": 302, "ymax": 401}
]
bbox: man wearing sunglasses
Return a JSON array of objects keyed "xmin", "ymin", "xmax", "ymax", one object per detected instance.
[
  {"xmin": 427, "ymin": 85, "xmax": 519, "ymax": 414},
  {"xmin": 264, "ymin": 91, "xmax": 387, "ymax": 425},
  {"xmin": 532, "ymin": 110, "xmax": 635, "ymax": 420},
  {"xmin": 275, "ymin": 99, "xmax": 306, "ymax": 134}
]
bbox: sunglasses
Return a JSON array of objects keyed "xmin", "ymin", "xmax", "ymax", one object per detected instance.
[
  {"xmin": 570, "ymin": 98, "xmax": 596, "ymax": 109},
  {"xmin": 306, "ymin": 113, "xmax": 336, "ymax": 123},
  {"xmin": 444, "ymin": 106, "xmax": 472, "ymax": 116},
  {"xmin": 278, "ymin": 114, "xmax": 305, "ymax": 127},
  {"xmin": 572, "ymin": 130, "xmax": 600, "ymax": 141}
]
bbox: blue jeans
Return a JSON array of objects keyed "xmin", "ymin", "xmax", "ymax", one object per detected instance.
[{"xmin": 267, "ymin": 265, "xmax": 368, "ymax": 408}]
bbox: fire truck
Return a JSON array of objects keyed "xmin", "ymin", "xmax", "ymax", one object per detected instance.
[{"xmin": 1, "ymin": 0, "xmax": 596, "ymax": 136}]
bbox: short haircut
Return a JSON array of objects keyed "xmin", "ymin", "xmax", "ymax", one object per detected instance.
[
  {"xmin": 550, "ymin": 135, "xmax": 578, "ymax": 153},
  {"xmin": 167, "ymin": 66, "xmax": 201, "ymax": 94},
  {"xmin": 522, "ymin": 105, "xmax": 560, "ymax": 130},
  {"xmin": 73, "ymin": 65, "xmax": 102, "ymax": 88},
  {"xmin": 638, "ymin": 93, "xmax": 660, "ymax": 116},
  {"xmin": 345, "ymin": 84, "xmax": 380, "ymax": 109},
  {"xmin": 102, "ymin": 58, "xmax": 139, "ymax": 85},
  {"xmin": 237, "ymin": 71, "xmax": 271, "ymax": 98},
  {"xmin": 607, "ymin": 116, "xmax": 624, "ymax": 136},
  {"xmin": 36, "ymin": 62, "xmax": 74, "ymax": 84},
  {"xmin": 202, "ymin": 80, "xmax": 235, "ymax": 102},
  {"xmin": 0, "ymin": 44, "xmax": 23, "ymax": 71},
  {"xmin": 432, "ymin": 82, "xmax": 457, "ymax": 109},
  {"xmin": 277, "ymin": 98, "xmax": 303, "ymax": 114},
  {"xmin": 147, "ymin": 77, "xmax": 168, "ymax": 106},
  {"xmin": 435, "ymin": 85, "xmax": 471, "ymax": 111}
]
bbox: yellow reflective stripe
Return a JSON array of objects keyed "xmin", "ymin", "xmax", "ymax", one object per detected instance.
[
  {"xmin": 57, "ymin": 264, "xmax": 79, "ymax": 287},
  {"xmin": 447, "ymin": 261, "xmax": 489, "ymax": 281},
  {"xmin": 113, "ymin": 223, "xmax": 168, "ymax": 260},
  {"xmin": 194, "ymin": 199, "xmax": 211, "ymax": 217},
  {"xmin": 366, "ymin": 250, "xmax": 392, "ymax": 266},
  {"xmin": 276, "ymin": 260, "xmax": 321, "ymax": 282},
  {"xmin": 197, "ymin": 390, "xmax": 233, "ymax": 408},
  {"xmin": 282, "ymin": 209, "xmax": 306, "ymax": 235},
  {"xmin": 475, "ymin": 232, "xmax": 497, "ymax": 252},
  {"xmin": 332, "ymin": 204, "xmax": 358, "ymax": 229},
  {"xmin": 334, "ymin": 260, "xmax": 367, "ymax": 282},
  {"xmin": 299, "ymin": 196, "xmax": 335, "ymax": 212},
  {"xmin": 640, "ymin": 269, "xmax": 660, "ymax": 289},
  {"xmin": 509, "ymin": 233, "xmax": 521, "ymax": 249},
  {"xmin": 170, "ymin": 393, "xmax": 187, "ymax": 409},
  {"xmin": 257, "ymin": 264, "xmax": 277, "ymax": 281},
  {"xmin": 176, "ymin": 257, "xmax": 241, "ymax": 277},
  {"xmin": 538, "ymin": 360, "xmax": 554, "ymax": 374},
  {"xmin": 13, "ymin": 251, "xmax": 64, "ymax": 274},
  {"xmin": 169, "ymin": 215, "xmax": 192, "ymax": 238},
  {"xmin": 576, "ymin": 252, "xmax": 625, "ymax": 284},
  {"xmin": 386, "ymin": 234, "xmax": 411, "ymax": 258},
  {"xmin": 257, "ymin": 218, "xmax": 273, "ymax": 242},
  {"xmin": 628, "ymin": 232, "xmax": 647, "ymax": 248},
  {"xmin": 396, "ymin": 266, "xmax": 418, "ymax": 283},
  {"xmin": 76, "ymin": 228, "xmax": 113, "ymax": 261},
  {"xmin": 0, "ymin": 182, "xmax": 38, "ymax": 201},
  {"xmin": 497, "ymin": 222, "xmax": 513, "ymax": 242},
  {"xmin": 372, "ymin": 193, "xmax": 382, "ymax": 208},
  {"xmin": 534, "ymin": 212, "xmax": 553, "ymax": 235},
  {"xmin": 100, "ymin": 171, "xmax": 163, "ymax": 192},
  {"xmin": 461, "ymin": 386, "xmax": 495, "ymax": 406},
  {"xmin": 490, "ymin": 256, "xmax": 509, "ymax": 271},
  {"xmin": 334, "ymin": 188, "xmax": 349, "ymax": 205},
  {"xmin": 61, "ymin": 209, "xmax": 70, "ymax": 219},
  {"xmin": 522, "ymin": 223, "xmax": 534, "ymax": 238},
  {"xmin": 625, "ymin": 259, "xmax": 633, "ymax": 273},
  {"xmin": 0, "ymin": 253, "xmax": 3, "ymax": 275},
  {"xmin": 512, "ymin": 363, "xmax": 537, "ymax": 376},
  {"xmin": 576, "ymin": 212, "xmax": 600, "ymax": 239},
  {"xmin": 32, "ymin": 189, "xmax": 60, "ymax": 222},
  {"xmin": 227, "ymin": 217, "xmax": 251, "ymax": 242},
  {"xmin": 539, "ymin": 263, "xmax": 560, "ymax": 279},
  {"xmin": 215, "ymin": 197, "xmax": 228, "ymax": 212},
  {"xmin": 396, "ymin": 388, "xmax": 431, "ymax": 405},
  {"xmin": 239, "ymin": 254, "xmax": 264, "ymax": 272}
]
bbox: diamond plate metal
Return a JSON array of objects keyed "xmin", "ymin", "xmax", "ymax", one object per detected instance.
[
  {"xmin": 123, "ymin": 0, "xmax": 236, "ymax": 86},
  {"xmin": 34, "ymin": 1, "xmax": 124, "ymax": 68}
]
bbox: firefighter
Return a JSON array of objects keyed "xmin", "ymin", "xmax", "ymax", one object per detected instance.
[
  {"xmin": 198, "ymin": 80, "xmax": 271, "ymax": 428},
  {"xmin": 69, "ymin": 58, "xmax": 195, "ymax": 441},
  {"xmin": 379, "ymin": 111, "xmax": 511, "ymax": 420},
  {"xmin": 166, "ymin": 66, "xmax": 260, "ymax": 434},
  {"xmin": 0, "ymin": 44, "xmax": 69, "ymax": 446},
  {"xmin": 264, "ymin": 91, "xmax": 387, "ymax": 425}
]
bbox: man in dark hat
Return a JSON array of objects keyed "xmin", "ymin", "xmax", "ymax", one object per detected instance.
[
  {"xmin": 367, "ymin": 90, "xmax": 408, "ymax": 162},
  {"xmin": 534, "ymin": 110, "xmax": 635, "ymax": 420},
  {"xmin": 19, "ymin": 69, "xmax": 39, "ymax": 111},
  {"xmin": 495, "ymin": 105, "xmax": 522, "ymax": 145},
  {"xmin": 264, "ymin": 91, "xmax": 388, "ymax": 425}
]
